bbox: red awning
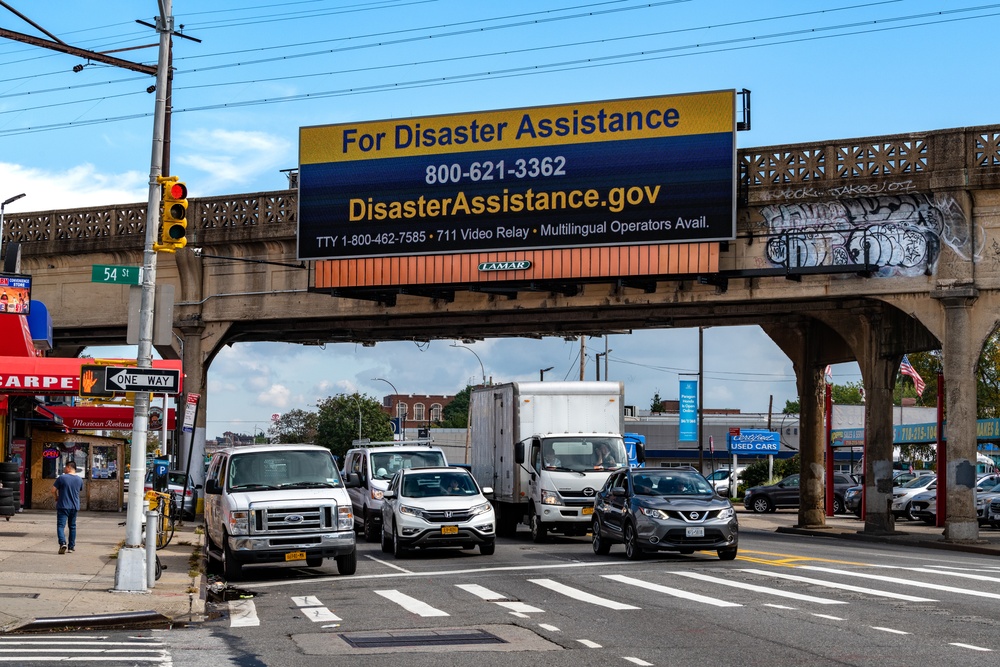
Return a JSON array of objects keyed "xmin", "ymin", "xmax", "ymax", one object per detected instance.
[
  {"xmin": 0, "ymin": 357, "xmax": 183, "ymax": 395},
  {"xmin": 0, "ymin": 314, "xmax": 36, "ymax": 357},
  {"xmin": 46, "ymin": 405, "xmax": 177, "ymax": 431}
]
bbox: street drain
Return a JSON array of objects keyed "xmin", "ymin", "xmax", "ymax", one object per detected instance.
[{"xmin": 339, "ymin": 629, "xmax": 507, "ymax": 649}]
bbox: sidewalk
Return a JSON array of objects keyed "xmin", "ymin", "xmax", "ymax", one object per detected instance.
[
  {"xmin": 737, "ymin": 507, "xmax": 1000, "ymax": 556},
  {"xmin": 0, "ymin": 509, "xmax": 205, "ymax": 633}
]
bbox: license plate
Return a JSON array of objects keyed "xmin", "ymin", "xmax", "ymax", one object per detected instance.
[
  {"xmin": 582, "ymin": 507, "xmax": 594, "ymax": 515},
  {"xmin": 441, "ymin": 525, "xmax": 459, "ymax": 535},
  {"xmin": 685, "ymin": 527, "xmax": 705, "ymax": 538},
  {"xmin": 992, "ymin": 514, "xmax": 1000, "ymax": 521},
  {"xmin": 284, "ymin": 550, "xmax": 307, "ymax": 562}
]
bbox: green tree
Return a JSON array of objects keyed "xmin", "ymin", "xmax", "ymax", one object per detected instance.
[
  {"xmin": 832, "ymin": 381, "xmax": 864, "ymax": 405},
  {"xmin": 440, "ymin": 385, "xmax": 472, "ymax": 428},
  {"xmin": 315, "ymin": 393, "xmax": 393, "ymax": 459},
  {"xmin": 268, "ymin": 408, "xmax": 318, "ymax": 444},
  {"xmin": 783, "ymin": 399, "xmax": 799, "ymax": 414},
  {"xmin": 650, "ymin": 391, "xmax": 667, "ymax": 413},
  {"xmin": 741, "ymin": 454, "xmax": 800, "ymax": 489}
]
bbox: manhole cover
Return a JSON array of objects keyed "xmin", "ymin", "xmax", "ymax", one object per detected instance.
[{"xmin": 339, "ymin": 629, "xmax": 507, "ymax": 649}]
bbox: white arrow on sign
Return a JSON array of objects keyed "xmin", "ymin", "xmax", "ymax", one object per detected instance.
[{"xmin": 106, "ymin": 367, "xmax": 180, "ymax": 393}]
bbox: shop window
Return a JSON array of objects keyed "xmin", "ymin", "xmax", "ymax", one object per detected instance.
[
  {"xmin": 43, "ymin": 442, "xmax": 89, "ymax": 479},
  {"xmin": 91, "ymin": 446, "xmax": 119, "ymax": 479}
]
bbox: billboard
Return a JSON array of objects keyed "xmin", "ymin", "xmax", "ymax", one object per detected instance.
[
  {"xmin": 299, "ymin": 90, "xmax": 736, "ymax": 261},
  {"xmin": 0, "ymin": 273, "xmax": 30, "ymax": 315},
  {"xmin": 678, "ymin": 379, "xmax": 698, "ymax": 442}
]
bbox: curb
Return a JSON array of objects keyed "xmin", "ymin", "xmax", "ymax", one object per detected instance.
[
  {"xmin": 7, "ymin": 610, "xmax": 173, "ymax": 634},
  {"xmin": 775, "ymin": 525, "xmax": 1000, "ymax": 556}
]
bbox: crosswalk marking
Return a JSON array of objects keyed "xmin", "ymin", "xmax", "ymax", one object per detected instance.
[
  {"xmin": 291, "ymin": 595, "xmax": 323, "ymax": 607},
  {"xmin": 670, "ymin": 571, "xmax": 847, "ymax": 605},
  {"xmin": 530, "ymin": 578, "xmax": 640, "ymax": 610},
  {"xmin": 871, "ymin": 626, "xmax": 910, "ymax": 635},
  {"xmin": 741, "ymin": 569, "xmax": 936, "ymax": 602},
  {"xmin": 604, "ymin": 574, "xmax": 741, "ymax": 608},
  {"xmin": 800, "ymin": 566, "xmax": 1000, "ymax": 599},
  {"xmin": 300, "ymin": 606, "xmax": 342, "ymax": 622},
  {"xmin": 950, "ymin": 643, "xmax": 993, "ymax": 651},
  {"xmin": 0, "ymin": 636, "xmax": 172, "ymax": 664},
  {"xmin": 456, "ymin": 583, "xmax": 544, "ymax": 613},
  {"xmin": 811, "ymin": 614, "xmax": 843, "ymax": 621},
  {"xmin": 538, "ymin": 623, "xmax": 561, "ymax": 632},
  {"xmin": 623, "ymin": 657, "xmax": 653, "ymax": 666},
  {"xmin": 375, "ymin": 589, "xmax": 449, "ymax": 617},
  {"xmin": 229, "ymin": 599, "xmax": 260, "ymax": 627},
  {"xmin": 578, "ymin": 639, "xmax": 602, "ymax": 648},
  {"xmin": 903, "ymin": 567, "xmax": 1000, "ymax": 584}
]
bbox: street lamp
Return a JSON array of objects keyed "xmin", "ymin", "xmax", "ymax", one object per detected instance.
[
  {"xmin": 539, "ymin": 366, "xmax": 554, "ymax": 381},
  {"xmin": 451, "ymin": 343, "xmax": 486, "ymax": 385},
  {"xmin": 0, "ymin": 192, "xmax": 26, "ymax": 264},
  {"xmin": 350, "ymin": 394, "xmax": 362, "ymax": 441},
  {"xmin": 372, "ymin": 377, "xmax": 403, "ymax": 438}
]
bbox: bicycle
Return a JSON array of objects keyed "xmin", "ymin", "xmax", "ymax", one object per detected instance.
[{"xmin": 145, "ymin": 490, "xmax": 178, "ymax": 550}]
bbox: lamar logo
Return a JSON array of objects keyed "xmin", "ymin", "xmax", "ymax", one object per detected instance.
[{"xmin": 477, "ymin": 261, "xmax": 531, "ymax": 272}]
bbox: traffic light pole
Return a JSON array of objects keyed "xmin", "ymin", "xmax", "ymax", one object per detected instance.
[{"xmin": 114, "ymin": 0, "xmax": 172, "ymax": 593}]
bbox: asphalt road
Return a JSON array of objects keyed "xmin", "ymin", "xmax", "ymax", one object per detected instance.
[{"xmin": 8, "ymin": 523, "xmax": 1000, "ymax": 666}]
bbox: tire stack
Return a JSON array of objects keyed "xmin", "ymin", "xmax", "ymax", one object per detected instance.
[{"xmin": 0, "ymin": 462, "xmax": 21, "ymax": 518}]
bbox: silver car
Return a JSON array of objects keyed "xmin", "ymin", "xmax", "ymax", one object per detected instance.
[{"xmin": 592, "ymin": 467, "xmax": 738, "ymax": 560}]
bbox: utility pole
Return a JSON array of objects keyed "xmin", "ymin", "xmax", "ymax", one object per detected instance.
[{"xmin": 115, "ymin": 0, "xmax": 173, "ymax": 592}]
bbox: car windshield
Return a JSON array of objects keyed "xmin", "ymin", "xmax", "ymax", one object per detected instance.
[
  {"xmin": 541, "ymin": 437, "xmax": 628, "ymax": 471},
  {"xmin": 401, "ymin": 471, "xmax": 478, "ymax": 498},
  {"xmin": 228, "ymin": 450, "xmax": 342, "ymax": 491},
  {"xmin": 706, "ymin": 470, "xmax": 730, "ymax": 481},
  {"xmin": 371, "ymin": 450, "xmax": 447, "ymax": 480},
  {"xmin": 632, "ymin": 471, "xmax": 713, "ymax": 496},
  {"xmin": 901, "ymin": 475, "xmax": 934, "ymax": 489}
]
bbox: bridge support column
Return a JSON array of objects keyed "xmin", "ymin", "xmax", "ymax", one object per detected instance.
[
  {"xmin": 934, "ymin": 289, "xmax": 980, "ymax": 542},
  {"xmin": 793, "ymin": 323, "xmax": 827, "ymax": 529},
  {"xmin": 859, "ymin": 338, "xmax": 896, "ymax": 535}
]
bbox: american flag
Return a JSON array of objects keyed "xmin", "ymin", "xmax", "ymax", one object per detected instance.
[{"xmin": 899, "ymin": 355, "xmax": 926, "ymax": 397}]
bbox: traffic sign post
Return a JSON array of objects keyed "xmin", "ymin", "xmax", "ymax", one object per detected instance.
[
  {"xmin": 105, "ymin": 367, "xmax": 180, "ymax": 394},
  {"xmin": 92, "ymin": 265, "xmax": 142, "ymax": 285}
]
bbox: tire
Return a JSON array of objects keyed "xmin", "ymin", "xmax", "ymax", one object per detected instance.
[
  {"xmin": 479, "ymin": 541, "xmax": 496, "ymax": 556},
  {"xmin": 833, "ymin": 496, "xmax": 845, "ymax": 515},
  {"xmin": 222, "ymin": 532, "xmax": 242, "ymax": 581},
  {"xmin": 750, "ymin": 496, "xmax": 773, "ymax": 513},
  {"xmin": 392, "ymin": 522, "xmax": 408, "ymax": 559},
  {"xmin": 306, "ymin": 556, "xmax": 323, "ymax": 568},
  {"xmin": 718, "ymin": 547, "xmax": 738, "ymax": 561},
  {"xmin": 380, "ymin": 526, "xmax": 393, "ymax": 554},
  {"xmin": 904, "ymin": 503, "xmax": 917, "ymax": 521},
  {"xmin": 530, "ymin": 512, "xmax": 547, "ymax": 543},
  {"xmin": 592, "ymin": 518, "xmax": 611, "ymax": 555},
  {"xmin": 204, "ymin": 535, "xmax": 222, "ymax": 576},
  {"xmin": 362, "ymin": 509, "xmax": 379, "ymax": 543},
  {"xmin": 336, "ymin": 549, "xmax": 357, "ymax": 575},
  {"xmin": 0, "ymin": 462, "xmax": 17, "ymax": 474},
  {"xmin": 623, "ymin": 522, "xmax": 643, "ymax": 561}
]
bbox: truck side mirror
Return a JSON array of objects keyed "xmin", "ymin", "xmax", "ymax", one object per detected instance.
[
  {"xmin": 514, "ymin": 441, "xmax": 525, "ymax": 465},
  {"xmin": 344, "ymin": 472, "xmax": 361, "ymax": 488},
  {"xmin": 205, "ymin": 479, "xmax": 221, "ymax": 495}
]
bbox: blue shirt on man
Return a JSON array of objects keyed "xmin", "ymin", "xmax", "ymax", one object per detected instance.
[{"xmin": 54, "ymin": 473, "xmax": 83, "ymax": 511}]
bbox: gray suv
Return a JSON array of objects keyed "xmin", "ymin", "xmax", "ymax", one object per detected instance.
[{"xmin": 591, "ymin": 467, "xmax": 738, "ymax": 560}]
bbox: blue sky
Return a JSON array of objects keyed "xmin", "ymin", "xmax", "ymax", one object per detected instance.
[{"xmin": 1, "ymin": 1, "xmax": 993, "ymax": 437}]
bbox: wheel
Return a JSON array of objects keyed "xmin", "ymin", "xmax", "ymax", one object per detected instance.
[
  {"xmin": 336, "ymin": 549, "xmax": 357, "ymax": 575},
  {"xmin": 154, "ymin": 555, "xmax": 163, "ymax": 580},
  {"xmin": 222, "ymin": 532, "xmax": 242, "ymax": 581},
  {"xmin": 392, "ymin": 522, "xmax": 408, "ymax": 558},
  {"xmin": 380, "ymin": 526, "xmax": 393, "ymax": 554},
  {"xmin": 718, "ymin": 547, "xmax": 738, "ymax": 561},
  {"xmin": 204, "ymin": 534, "xmax": 222, "ymax": 576},
  {"xmin": 362, "ymin": 509, "xmax": 379, "ymax": 542},
  {"xmin": 0, "ymin": 462, "xmax": 17, "ymax": 474},
  {"xmin": 679, "ymin": 548, "xmax": 695, "ymax": 555},
  {"xmin": 904, "ymin": 503, "xmax": 917, "ymax": 521},
  {"xmin": 479, "ymin": 541, "xmax": 495, "ymax": 556},
  {"xmin": 530, "ymin": 512, "xmax": 547, "ymax": 543},
  {"xmin": 592, "ymin": 518, "xmax": 611, "ymax": 555},
  {"xmin": 833, "ymin": 496, "xmax": 845, "ymax": 515},
  {"xmin": 306, "ymin": 556, "xmax": 323, "ymax": 568},
  {"xmin": 155, "ymin": 511, "xmax": 175, "ymax": 550},
  {"xmin": 750, "ymin": 496, "xmax": 773, "ymax": 513},
  {"xmin": 623, "ymin": 522, "xmax": 643, "ymax": 560}
]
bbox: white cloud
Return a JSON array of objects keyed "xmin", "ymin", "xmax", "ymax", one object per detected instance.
[
  {"xmin": 0, "ymin": 162, "xmax": 147, "ymax": 210},
  {"xmin": 174, "ymin": 128, "xmax": 291, "ymax": 193},
  {"xmin": 256, "ymin": 383, "xmax": 292, "ymax": 408}
]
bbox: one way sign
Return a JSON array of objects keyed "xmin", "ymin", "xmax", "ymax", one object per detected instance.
[{"xmin": 105, "ymin": 367, "xmax": 181, "ymax": 394}]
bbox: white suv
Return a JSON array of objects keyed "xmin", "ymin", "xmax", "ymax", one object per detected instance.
[
  {"xmin": 342, "ymin": 443, "xmax": 448, "ymax": 542},
  {"xmin": 380, "ymin": 467, "xmax": 495, "ymax": 557}
]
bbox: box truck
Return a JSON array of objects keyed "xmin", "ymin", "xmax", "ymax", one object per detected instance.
[{"xmin": 469, "ymin": 381, "xmax": 638, "ymax": 542}]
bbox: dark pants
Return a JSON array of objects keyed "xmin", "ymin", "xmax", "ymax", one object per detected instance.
[{"xmin": 57, "ymin": 508, "xmax": 78, "ymax": 549}]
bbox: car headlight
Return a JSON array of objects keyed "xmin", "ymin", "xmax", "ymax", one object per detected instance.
[
  {"xmin": 846, "ymin": 488, "xmax": 860, "ymax": 499},
  {"xmin": 717, "ymin": 507, "xmax": 735, "ymax": 520},
  {"xmin": 337, "ymin": 506, "xmax": 353, "ymax": 531},
  {"xmin": 639, "ymin": 507, "xmax": 668, "ymax": 519},
  {"xmin": 977, "ymin": 498, "xmax": 987, "ymax": 508},
  {"xmin": 744, "ymin": 489, "xmax": 755, "ymax": 499},
  {"xmin": 370, "ymin": 488, "xmax": 384, "ymax": 501},
  {"xmin": 471, "ymin": 501, "xmax": 492, "ymax": 515},
  {"xmin": 399, "ymin": 505, "xmax": 421, "ymax": 517},
  {"xmin": 540, "ymin": 490, "xmax": 560, "ymax": 505},
  {"xmin": 228, "ymin": 510, "xmax": 249, "ymax": 535}
]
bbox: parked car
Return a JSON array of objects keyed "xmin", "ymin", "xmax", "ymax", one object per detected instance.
[
  {"xmin": 744, "ymin": 473, "xmax": 857, "ymax": 514},
  {"xmin": 144, "ymin": 469, "xmax": 199, "ymax": 520},
  {"xmin": 845, "ymin": 470, "xmax": 934, "ymax": 518},
  {"xmin": 342, "ymin": 443, "xmax": 448, "ymax": 542},
  {"xmin": 123, "ymin": 471, "xmax": 130, "ymax": 492},
  {"xmin": 910, "ymin": 475, "xmax": 1000, "ymax": 525},
  {"xmin": 890, "ymin": 475, "xmax": 936, "ymax": 520},
  {"xmin": 704, "ymin": 468, "xmax": 742, "ymax": 498},
  {"xmin": 592, "ymin": 467, "xmax": 738, "ymax": 560},
  {"xmin": 380, "ymin": 466, "xmax": 495, "ymax": 557}
]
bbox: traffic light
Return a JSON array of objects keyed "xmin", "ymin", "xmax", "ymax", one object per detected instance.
[{"xmin": 153, "ymin": 175, "xmax": 188, "ymax": 253}]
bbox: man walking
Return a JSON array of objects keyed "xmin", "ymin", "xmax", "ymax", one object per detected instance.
[{"xmin": 52, "ymin": 460, "xmax": 83, "ymax": 554}]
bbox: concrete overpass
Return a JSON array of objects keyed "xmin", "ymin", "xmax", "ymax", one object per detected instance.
[{"xmin": 7, "ymin": 123, "xmax": 1000, "ymax": 541}]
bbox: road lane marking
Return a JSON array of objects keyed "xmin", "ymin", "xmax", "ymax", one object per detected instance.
[
  {"xmin": 301, "ymin": 607, "xmax": 342, "ymax": 622},
  {"xmin": 455, "ymin": 583, "xmax": 544, "ymax": 613},
  {"xmin": 529, "ymin": 578, "xmax": 640, "ymax": 610},
  {"xmin": 604, "ymin": 574, "xmax": 741, "ymax": 608},
  {"xmin": 670, "ymin": 572, "xmax": 847, "ymax": 605},
  {"xmin": 871, "ymin": 627, "xmax": 910, "ymax": 635},
  {"xmin": 902, "ymin": 567, "xmax": 1000, "ymax": 584},
  {"xmin": 365, "ymin": 555, "xmax": 412, "ymax": 573},
  {"xmin": 763, "ymin": 604, "xmax": 796, "ymax": 609},
  {"xmin": 799, "ymin": 566, "xmax": 1000, "ymax": 599},
  {"xmin": 735, "ymin": 550, "xmax": 870, "ymax": 567},
  {"xmin": 811, "ymin": 614, "xmax": 843, "ymax": 621},
  {"xmin": 538, "ymin": 624, "xmax": 560, "ymax": 632},
  {"xmin": 496, "ymin": 601, "xmax": 545, "ymax": 613},
  {"xmin": 578, "ymin": 639, "xmax": 602, "ymax": 648},
  {"xmin": 623, "ymin": 658, "xmax": 653, "ymax": 666},
  {"xmin": 375, "ymin": 589, "xmax": 449, "ymax": 617},
  {"xmin": 741, "ymin": 569, "xmax": 936, "ymax": 602},
  {"xmin": 229, "ymin": 599, "xmax": 260, "ymax": 627},
  {"xmin": 950, "ymin": 643, "xmax": 993, "ymax": 651},
  {"xmin": 291, "ymin": 595, "xmax": 323, "ymax": 607}
]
